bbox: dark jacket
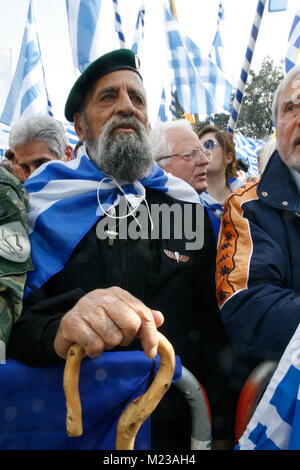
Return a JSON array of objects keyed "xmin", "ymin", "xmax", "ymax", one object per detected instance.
[{"xmin": 217, "ymin": 151, "xmax": 300, "ymax": 361}]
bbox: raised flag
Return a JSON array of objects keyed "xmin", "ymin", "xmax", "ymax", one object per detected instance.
[
  {"xmin": 65, "ymin": 0, "xmax": 103, "ymax": 73},
  {"xmin": 164, "ymin": 5, "xmax": 232, "ymax": 117},
  {"xmin": 210, "ymin": 2, "xmax": 225, "ymax": 71},
  {"xmin": 131, "ymin": 5, "xmax": 145, "ymax": 56},
  {"xmin": 238, "ymin": 323, "xmax": 300, "ymax": 450},
  {"xmin": 234, "ymin": 131, "xmax": 265, "ymax": 176},
  {"xmin": 112, "ymin": 0, "xmax": 126, "ymax": 48},
  {"xmin": 0, "ymin": 1, "xmax": 51, "ymax": 126},
  {"xmin": 268, "ymin": 0, "xmax": 288, "ymax": 12},
  {"xmin": 285, "ymin": 10, "xmax": 300, "ymax": 73}
]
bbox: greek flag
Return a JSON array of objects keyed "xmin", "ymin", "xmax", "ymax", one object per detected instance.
[
  {"xmin": 131, "ymin": 5, "xmax": 145, "ymax": 56},
  {"xmin": 285, "ymin": 11, "xmax": 300, "ymax": 73},
  {"xmin": 164, "ymin": 6, "xmax": 232, "ymax": 116},
  {"xmin": 65, "ymin": 0, "xmax": 103, "ymax": 73},
  {"xmin": 24, "ymin": 146, "xmax": 200, "ymax": 298},
  {"xmin": 209, "ymin": 2, "xmax": 225, "ymax": 71},
  {"xmin": 234, "ymin": 132, "xmax": 265, "ymax": 176},
  {"xmin": 268, "ymin": 0, "xmax": 288, "ymax": 12},
  {"xmin": 238, "ymin": 324, "xmax": 300, "ymax": 450},
  {"xmin": 63, "ymin": 122, "xmax": 80, "ymax": 146},
  {"xmin": 0, "ymin": 1, "xmax": 51, "ymax": 126}
]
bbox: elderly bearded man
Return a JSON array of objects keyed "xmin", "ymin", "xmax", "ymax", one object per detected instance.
[{"xmin": 8, "ymin": 50, "xmax": 220, "ymax": 449}]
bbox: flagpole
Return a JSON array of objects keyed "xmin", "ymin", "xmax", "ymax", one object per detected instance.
[
  {"xmin": 112, "ymin": 0, "xmax": 126, "ymax": 48},
  {"xmin": 227, "ymin": 0, "xmax": 267, "ymax": 134}
]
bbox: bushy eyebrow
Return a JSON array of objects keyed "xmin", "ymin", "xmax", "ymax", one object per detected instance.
[{"xmin": 96, "ymin": 86, "xmax": 146, "ymax": 100}]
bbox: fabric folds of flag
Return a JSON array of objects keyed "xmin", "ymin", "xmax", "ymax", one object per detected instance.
[
  {"xmin": 164, "ymin": 5, "xmax": 232, "ymax": 116},
  {"xmin": 0, "ymin": 351, "xmax": 181, "ymax": 450},
  {"xmin": 0, "ymin": 1, "xmax": 50, "ymax": 126},
  {"xmin": 24, "ymin": 146, "xmax": 200, "ymax": 298},
  {"xmin": 65, "ymin": 0, "xmax": 103, "ymax": 73},
  {"xmin": 209, "ymin": 2, "xmax": 225, "ymax": 71},
  {"xmin": 285, "ymin": 10, "xmax": 300, "ymax": 73},
  {"xmin": 238, "ymin": 323, "xmax": 300, "ymax": 450},
  {"xmin": 131, "ymin": 5, "xmax": 145, "ymax": 56},
  {"xmin": 234, "ymin": 131, "xmax": 265, "ymax": 176}
]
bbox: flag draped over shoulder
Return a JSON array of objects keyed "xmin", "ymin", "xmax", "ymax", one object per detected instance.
[
  {"xmin": 0, "ymin": 351, "xmax": 181, "ymax": 450},
  {"xmin": 234, "ymin": 131, "xmax": 265, "ymax": 176},
  {"xmin": 0, "ymin": 1, "xmax": 51, "ymax": 126},
  {"xmin": 65, "ymin": 0, "xmax": 103, "ymax": 73},
  {"xmin": 285, "ymin": 10, "xmax": 300, "ymax": 73},
  {"xmin": 164, "ymin": 5, "xmax": 232, "ymax": 116},
  {"xmin": 24, "ymin": 146, "xmax": 200, "ymax": 299},
  {"xmin": 238, "ymin": 324, "xmax": 300, "ymax": 450}
]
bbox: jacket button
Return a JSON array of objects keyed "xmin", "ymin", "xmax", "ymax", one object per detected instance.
[
  {"xmin": 262, "ymin": 192, "xmax": 268, "ymax": 197},
  {"xmin": 282, "ymin": 201, "xmax": 289, "ymax": 206}
]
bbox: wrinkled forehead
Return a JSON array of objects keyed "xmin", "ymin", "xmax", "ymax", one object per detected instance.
[
  {"xmin": 279, "ymin": 74, "xmax": 300, "ymax": 106},
  {"xmin": 90, "ymin": 69, "xmax": 146, "ymax": 98}
]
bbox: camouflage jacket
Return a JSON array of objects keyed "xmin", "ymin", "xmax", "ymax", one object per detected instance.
[{"xmin": 0, "ymin": 167, "xmax": 33, "ymax": 346}]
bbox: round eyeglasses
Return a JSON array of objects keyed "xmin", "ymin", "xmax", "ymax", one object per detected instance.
[
  {"xmin": 202, "ymin": 138, "xmax": 219, "ymax": 150},
  {"xmin": 157, "ymin": 145, "xmax": 212, "ymax": 163}
]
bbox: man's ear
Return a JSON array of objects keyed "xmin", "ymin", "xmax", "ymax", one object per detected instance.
[
  {"xmin": 74, "ymin": 113, "xmax": 85, "ymax": 141},
  {"xmin": 64, "ymin": 145, "xmax": 73, "ymax": 161}
]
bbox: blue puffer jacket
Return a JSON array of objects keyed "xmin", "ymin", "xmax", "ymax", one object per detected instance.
[{"xmin": 216, "ymin": 151, "xmax": 300, "ymax": 361}]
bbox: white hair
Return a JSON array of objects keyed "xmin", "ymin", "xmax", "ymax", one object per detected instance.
[
  {"xmin": 272, "ymin": 64, "xmax": 300, "ymax": 126},
  {"xmin": 9, "ymin": 115, "xmax": 69, "ymax": 159},
  {"xmin": 150, "ymin": 119, "xmax": 194, "ymax": 167}
]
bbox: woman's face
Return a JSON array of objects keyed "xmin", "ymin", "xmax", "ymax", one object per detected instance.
[{"xmin": 198, "ymin": 132, "xmax": 232, "ymax": 176}]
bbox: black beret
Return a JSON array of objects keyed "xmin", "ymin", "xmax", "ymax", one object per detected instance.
[{"xmin": 64, "ymin": 49, "xmax": 142, "ymax": 122}]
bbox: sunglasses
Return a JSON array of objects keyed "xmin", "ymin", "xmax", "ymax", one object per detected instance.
[{"xmin": 202, "ymin": 138, "xmax": 219, "ymax": 150}]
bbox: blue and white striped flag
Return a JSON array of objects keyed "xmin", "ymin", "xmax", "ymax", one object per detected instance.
[
  {"xmin": 234, "ymin": 131, "xmax": 265, "ymax": 176},
  {"xmin": 63, "ymin": 122, "xmax": 80, "ymax": 146},
  {"xmin": 238, "ymin": 323, "xmax": 300, "ymax": 450},
  {"xmin": 209, "ymin": 2, "xmax": 225, "ymax": 71},
  {"xmin": 23, "ymin": 146, "xmax": 200, "ymax": 298},
  {"xmin": 0, "ymin": 1, "xmax": 51, "ymax": 126},
  {"xmin": 131, "ymin": 5, "xmax": 145, "ymax": 56},
  {"xmin": 164, "ymin": 5, "xmax": 232, "ymax": 117},
  {"xmin": 285, "ymin": 10, "xmax": 300, "ymax": 73},
  {"xmin": 65, "ymin": 0, "xmax": 103, "ymax": 73}
]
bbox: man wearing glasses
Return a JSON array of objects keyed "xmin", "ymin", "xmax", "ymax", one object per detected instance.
[{"xmin": 151, "ymin": 119, "xmax": 238, "ymax": 450}]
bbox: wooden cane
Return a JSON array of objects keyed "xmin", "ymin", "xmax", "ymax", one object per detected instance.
[{"xmin": 63, "ymin": 332, "xmax": 175, "ymax": 447}]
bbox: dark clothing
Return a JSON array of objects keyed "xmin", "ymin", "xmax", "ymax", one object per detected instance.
[
  {"xmin": 217, "ymin": 151, "xmax": 300, "ymax": 361},
  {"xmin": 9, "ymin": 189, "xmax": 234, "ymax": 447}
]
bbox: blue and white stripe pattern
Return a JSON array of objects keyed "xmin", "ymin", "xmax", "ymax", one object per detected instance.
[
  {"xmin": 285, "ymin": 10, "xmax": 300, "ymax": 73},
  {"xmin": 227, "ymin": 0, "xmax": 266, "ymax": 133},
  {"xmin": 234, "ymin": 131, "xmax": 265, "ymax": 176},
  {"xmin": 24, "ymin": 145, "xmax": 200, "ymax": 298},
  {"xmin": 65, "ymin": 0, "xmax": 103, "ymax": 73},
  {"xmin": 238, "ymin": 323, "xmax": 300, "ymax": 450},
  {"xmin": 0, "ymin": 1, "xmax": 50, "ymax": 126},
  {"xmin": 209, "ymin": 2, "xmax": 225, "ymax": 71},
  {"xmin": 112, "ymin": 0, "xmax": 126, "ymax": 48},
  {"xmin": 131, "ymin": 5, "xmax": 145, "ymax": 56},
  {"xmin": 164, "ymin": 6, "xmax": 232, "ymax": 117},
  {"xmin": 63, "ymin": 122, "xmax": 80, "ymax": 146}
]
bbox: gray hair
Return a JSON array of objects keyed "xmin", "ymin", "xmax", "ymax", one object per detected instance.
[
  {"xmin": 9, "ymin": 115, "xmax": 69, "ymax": 159},
  {"xmin": 150, "ymin": 119, "xmax": 194, "ymax": 167},
  {"xmin": 272, "ymin": 64, "xmax": 300, "ymax": 126}
]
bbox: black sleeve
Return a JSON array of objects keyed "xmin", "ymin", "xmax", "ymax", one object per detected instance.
[{"xmin": 7, "ymin": 288, "xmax": 85, "ymax": 366}]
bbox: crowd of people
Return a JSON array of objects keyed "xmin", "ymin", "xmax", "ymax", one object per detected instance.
[{"xmin": 0, "ymin": 47, "xmax": 299, "ymax": 451}]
